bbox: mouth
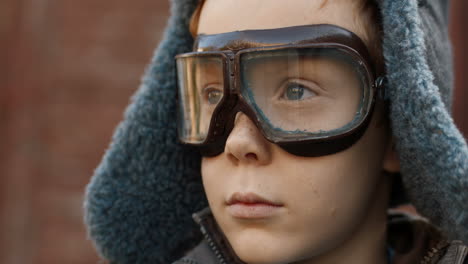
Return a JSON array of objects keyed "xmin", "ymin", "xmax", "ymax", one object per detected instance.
[{"xmin": 226, "ymin": 192, "xmax": 284, "ymax": 219}]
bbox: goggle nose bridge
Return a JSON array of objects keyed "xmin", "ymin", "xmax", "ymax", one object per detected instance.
[
  {"xmin": 210, "ymin": 92, "xmax": 264, "ymax": 141},
  {"xmin": 208, "ymin": 51, "xmax": 264, "ymax": 141},
  {"xmin": 226, "ymin": 51, "xmax": 239, "ymax": 95}
]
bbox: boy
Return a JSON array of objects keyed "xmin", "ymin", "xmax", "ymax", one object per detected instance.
[{"xmin": 85, "ymin": 0, "xmax": 468, "ymax": 263}]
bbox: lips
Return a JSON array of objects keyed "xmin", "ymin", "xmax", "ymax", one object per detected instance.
[
  {"xmin": 226, "ymin": 192, "xmax": 283, "ymax": 219},
  {"xmin": 227, "ymin": 192, "xmax": 282, "ymax": 206}
]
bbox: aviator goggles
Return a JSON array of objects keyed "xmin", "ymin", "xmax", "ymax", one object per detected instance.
[{"xmin": 175, "ymin": 24, "xmax": 385, "ymax": 157}]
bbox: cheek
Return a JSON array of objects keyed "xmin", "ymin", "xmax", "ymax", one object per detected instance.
[
  {"xmin": 278, "ymin": 149, "xmax": 383, "ymax": 252},
  {"xmin": 201, "ymin": 156, "xmax": 225, "ymax": 208},
  {"xmin": 276, "ymin": 135, "xmax": 387, "ymax": 259},
  {"xmin": 285, "ymin": 118, "xmax": 387, "ymax": 213},
  {"xmin": 309, "ymin": 121, "xmax": 386, "ymax": 212}
]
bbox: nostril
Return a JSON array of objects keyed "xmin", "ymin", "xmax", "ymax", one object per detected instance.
[{"xmin": 245, "ymin": 153, "xmax": 258, "ymax": 161}]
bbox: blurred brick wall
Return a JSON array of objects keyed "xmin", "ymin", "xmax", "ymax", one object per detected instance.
[
  {"xmin": 452, "ymin": 0, "xmax": 468, "ymax": 137},
  {"xmin": 1, "ymin": 0, "xmax": 169, "ymax": 263},
  {"xmin": 0, "ymin": 1, "xmax": 466, "ymax": 264}
]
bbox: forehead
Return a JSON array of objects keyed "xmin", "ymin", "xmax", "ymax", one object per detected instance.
[{"xmin": 198, "ymin": 0, "xmax": 367, "ymax": 42}]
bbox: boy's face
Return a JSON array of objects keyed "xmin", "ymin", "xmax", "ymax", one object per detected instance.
[{"xmin": 199, "ymin": 1, "xmax": 396, "ymax": 263}]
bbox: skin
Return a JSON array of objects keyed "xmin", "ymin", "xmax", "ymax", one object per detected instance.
[{"xmin": 198, "ymin": 1, "xmax": 400, "ymax": 264}]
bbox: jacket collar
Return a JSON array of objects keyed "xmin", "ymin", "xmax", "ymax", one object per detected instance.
[{"xmin": 190, "ymin": 207, "xmax": 466, "ymax": 264}]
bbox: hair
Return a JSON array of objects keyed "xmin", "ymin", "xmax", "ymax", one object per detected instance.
[
  {"xmin": 189, "ymin": 0, "xmax": 384, "ymax": 74},
  {"xmin": 189, "ymin": 0, "xmax": 206, "ymax": 38},
  {"xmin": 356, "ymin": 0, "xmax": 384, "ymax": 74}
]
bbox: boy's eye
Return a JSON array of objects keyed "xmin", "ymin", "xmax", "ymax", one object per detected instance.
[
  {"xmin": 204, "ymin": 87, "xmax": 223, "ymax": 105},
  {"xmin": 282, "ymin": 82, "xmax": 317, "ymax": 101}
]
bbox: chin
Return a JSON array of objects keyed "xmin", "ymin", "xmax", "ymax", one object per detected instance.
[
  {"xmin": 235, "ymin": 247, "xmax": 312, "ymax": 264},
  {"xmin": 235, "ymin": 249, "xmax": 289, "ymax": 264},
  {"xmin": 227, "ymin": 231, "xmax": 312, "ymax": 264}
]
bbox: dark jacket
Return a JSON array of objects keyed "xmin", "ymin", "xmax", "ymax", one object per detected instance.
[{"xmin": 173, "ymin": 208, "xmax": 468, "ymax": 264}]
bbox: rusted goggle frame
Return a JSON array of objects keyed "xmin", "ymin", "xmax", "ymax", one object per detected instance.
[{"xmin": 175, "ymin": 24, "xmax": 384, "ymax": 157}]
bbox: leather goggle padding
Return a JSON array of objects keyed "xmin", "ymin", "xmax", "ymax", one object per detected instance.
[{"xmin": 194, "ymin": 24, "xmax": 375, "ymax": 73}]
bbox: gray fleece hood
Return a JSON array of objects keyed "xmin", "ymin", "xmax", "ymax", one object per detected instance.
[{"xmin": 84, "ymin": 0, "xmax": 468, "ymax": 263}]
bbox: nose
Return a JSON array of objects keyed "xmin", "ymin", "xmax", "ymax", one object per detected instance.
[{"xmin": 224, "ymin": 112, "xmax": 272, "ymax": 166}]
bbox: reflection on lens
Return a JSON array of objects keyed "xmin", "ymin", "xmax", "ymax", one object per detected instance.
[
  {"xmin": 176, "ymin": 55, "xmax": 224, "ymax": 143},
  {"xmin": 240, "ymin": 47, "xmax": 369, "ymax": 138}
]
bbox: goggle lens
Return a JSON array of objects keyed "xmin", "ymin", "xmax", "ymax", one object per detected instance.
[
  {"xmin": 239, "ymin": 47, "xmax": 370, "ymax": 140},
  {"xmin": 176, "ymin": 55, "xmax": 225, "ymax": 144}
]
